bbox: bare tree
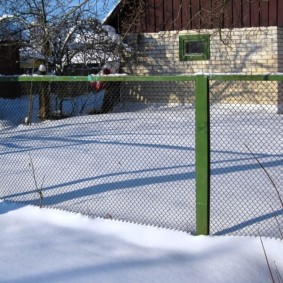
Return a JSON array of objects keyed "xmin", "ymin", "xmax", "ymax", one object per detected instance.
[
  {"xmin": 1, "ymin": 0, "xmax": 125, "ymax": 73},
  {"xmin": 1, "ymin": 0, "xmax": 272, "ymax": 72},
  {"xmin": 0, "ymin": 0, "xmax": 128, "ymax": 119}
]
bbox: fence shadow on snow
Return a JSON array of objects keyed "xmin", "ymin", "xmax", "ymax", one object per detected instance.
[{"xmin": 0, "ymin": 74, "xmax": 282, "ymax": 238}]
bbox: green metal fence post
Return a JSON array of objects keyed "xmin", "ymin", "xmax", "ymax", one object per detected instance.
[{"xmin": 195, "ymin": 75, "xmax": 210, "ymax": 235}]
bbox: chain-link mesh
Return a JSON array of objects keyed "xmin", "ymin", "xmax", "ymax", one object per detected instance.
[
  {"xmin": 1, "ymin": 76, "xmax": 282, "ymax": 238},
  {"xmin": 0, "ymin": 78, "xmax": 196, "ymax": 232},
  {"xmin": 210, "ymin": 80, "xmax": 283, "ymax": 238}
]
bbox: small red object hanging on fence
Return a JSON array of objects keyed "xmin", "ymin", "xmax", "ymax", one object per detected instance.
[{"xmin": 89, "ymin": 67, "xmax": 111, "ymax": 92}]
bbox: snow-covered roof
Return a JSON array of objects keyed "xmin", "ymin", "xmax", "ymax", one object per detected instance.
[
  {"xmin": 0, "ymin": 14, "xmax": 27, "ymax": 41},
  {"xmin": 102, "ymin": 0, "xmax": 122, "ymax": 24},
  {"xmin": 20, "ymin": 47, "xmax": 45, "ymax": 60},
  {"xmin": 0, "ymin": 14, "xmax": 14, "ymax": 22},
  {"xmin": 68, "ymin": 24, "xmax": 121, "ymax": 64}
]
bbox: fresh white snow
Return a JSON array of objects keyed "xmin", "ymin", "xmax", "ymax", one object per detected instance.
[
  {"xmin": 0, "ymin": 200, "xmax": 282, "ymax": 283},
  {"xmin": 1, "ymin": 93, "xmax": 283, "ymax": 282},
  {"xmin": 0, "ymin": 96, "xmax": 283, "ymax": 238}
]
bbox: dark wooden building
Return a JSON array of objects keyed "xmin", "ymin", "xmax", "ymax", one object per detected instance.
[
  {"xmin": 105, "ymin": 0, "xmax": 283, "ymax": 33},
  {"xmin": 0, "ymin": 16, "xmax": 21, "ymax": 75},
  {"xmin": 0, "ymin": 42, "xmax": 20, "ymax": 75},
  {"xmin": 104, "ymin": 0, "xmax": 283, "ymax": 113}
]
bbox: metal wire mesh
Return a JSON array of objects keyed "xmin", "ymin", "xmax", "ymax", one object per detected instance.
[
  {"xmin": 1, "ymin": 76, "xmax": 282, "ymax": 238},
  {"xmin": 210, "ymin": 80, "xmax": 283, "ymax": 238},
  {"xmin": 0, "ymin": 78, "xmax": 196, "ymax": 232}
]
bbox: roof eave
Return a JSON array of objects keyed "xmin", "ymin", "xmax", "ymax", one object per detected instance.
[{"xmin": 102, "ymin": 0, "xmax": 123, "ymax": 25}]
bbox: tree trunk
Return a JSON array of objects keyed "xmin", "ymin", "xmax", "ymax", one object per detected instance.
[{"xmin": 39, "ymin": 82, "xmax": 51, "ymax": 120}]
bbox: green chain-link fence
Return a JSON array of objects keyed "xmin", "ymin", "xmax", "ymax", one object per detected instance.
[
  {"xmin": 0, "ymin": 74, "xmax": 282, "ymax": 238},
  {"xmin": 209, "ymin": 76, "xmax": 283, "ymax": 238}
]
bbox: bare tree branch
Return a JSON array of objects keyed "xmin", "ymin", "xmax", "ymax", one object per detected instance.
[{"xmin": 1, "ymin": 0, "xmax": 126, "ymax": 74}]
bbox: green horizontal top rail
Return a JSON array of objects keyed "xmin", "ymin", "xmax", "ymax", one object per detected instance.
[
  {"xmin": 209, "ymin": 74, "xmax": 283, "ymax": 81},
  {"xmin": 1, "ymin": 73, "xmax": 283, "ymax": 82},
  {"xmin": 0, "ymin": 75, "xmax": 196, "ymax": 82},
  {"xmin": 88, "ymin": 75, "xmax": 197, "ymax": 82},
  {"xmin": 0, "ymin": 76, "xmax": 89, "ymax": 82}
]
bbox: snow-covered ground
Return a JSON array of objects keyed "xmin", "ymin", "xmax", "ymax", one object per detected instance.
[
  {"xmin": 1, "ymin": 200, "xmax": 282, "ymax": 283},
  {"xmin": 0, "ymin": 96, "xmax": 283, "ymax": 238}
]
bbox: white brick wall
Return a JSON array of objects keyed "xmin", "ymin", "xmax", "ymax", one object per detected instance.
[
  {"xmin": 124, "ymin": 27, "xmax": 279, "ymax": 75},
  {"xmin": 122, "ymin": 27, "xmax": 282, "ymax": 112}
]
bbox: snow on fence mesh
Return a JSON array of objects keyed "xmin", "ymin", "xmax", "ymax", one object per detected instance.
[{"xmin": 0, "ymin": 75, "xmax": 282, "ymax": 238}]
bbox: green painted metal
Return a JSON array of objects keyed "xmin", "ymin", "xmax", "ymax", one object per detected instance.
[
  {"xmin": 88, "ymin": 75, "xmax": 196, "ymax": 82},
  {"xmin": 0, "ymin": 75, "xmax": 77, "ymax": 82},
  {"xmin": 0, "ymin": 75, "xmax": 196, "ymax": 82},
  {"xmin": 1, "ymin": 74, "xmax": 283, "ymax": 82},
  {"xmin": 209, "ymin": 74, "xmax": 283, "ymax": 81},
  {"xmin": 0, "ymin": 76, "xmax": 89, "ymax": 82},
  {"xmin": 195, "ymin": 75, "xmax": 210, "ymax": 236}
]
